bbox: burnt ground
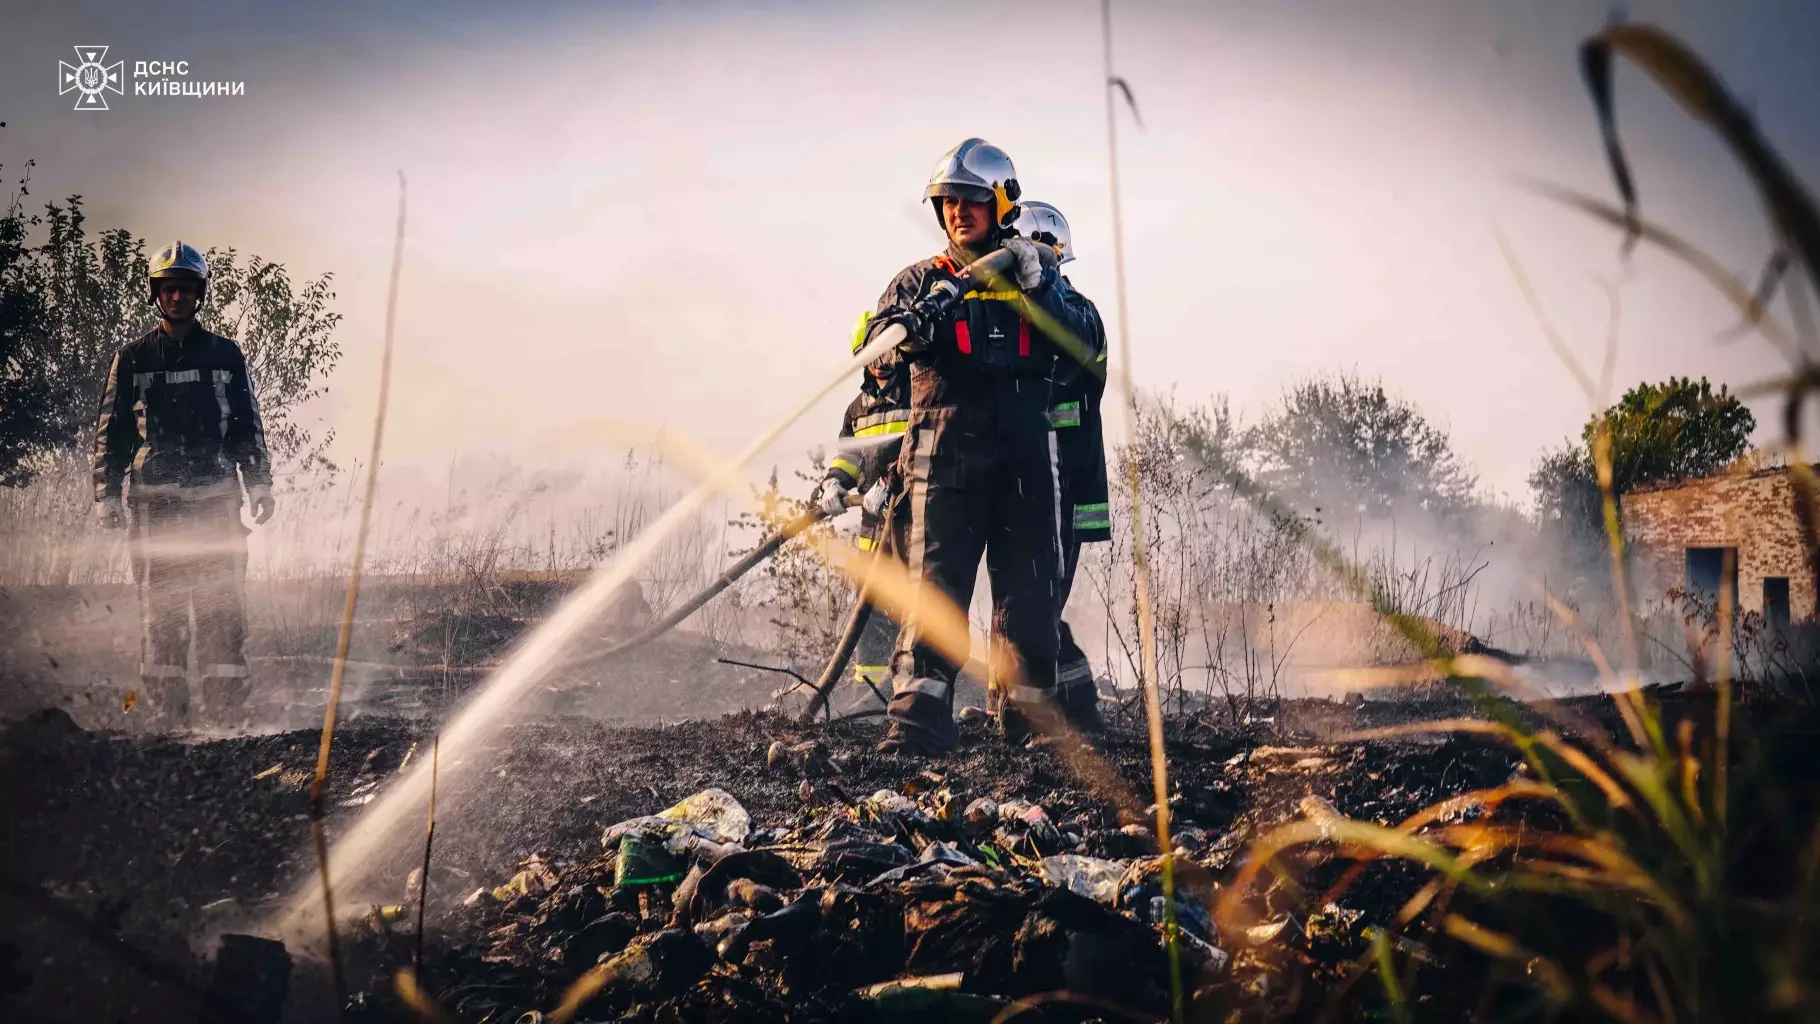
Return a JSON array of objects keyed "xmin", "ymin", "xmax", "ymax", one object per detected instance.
[{"xmin": 2, "ymin": 690, "xmax": 1817, "ymax": 1023}]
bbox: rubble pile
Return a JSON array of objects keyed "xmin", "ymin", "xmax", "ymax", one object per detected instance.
[
  {"xmin": 348, "ymin": 721, "xmax": 1528, "ymax": 1023},
  {"xmin": 10, "ymin": 690, "xmax": 1812, "ymax": 1021},
  {"xmin": 394, "ymin": 769, "xmax": 1203, "ymax": 1021}
]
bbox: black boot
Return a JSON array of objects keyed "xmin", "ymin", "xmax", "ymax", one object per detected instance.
[
  {"xmin": 1059, "ymin": 683, "xmax": 1105, "ymax": 734},
  {"xmin": 998, "ymin": 689, "xmax": 1067, "ymax": 746},
  {"xmin": 145, "ymin": 676, "xmax": 190, "ymax": 727},
  {"xmin": 201, "ymin": 676, "xmax": 251, "ymax": 728},
  {"xmin": 877, "ymin": 692, "xmax": 959, "ymax": 755}
]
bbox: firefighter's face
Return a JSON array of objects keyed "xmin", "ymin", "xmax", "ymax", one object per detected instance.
[
  {"xmin": 942, "ymin": 196, "xmax": 995, "ymax": 249},
  {"xmin": 156, "ymin": 280, "xmax": 200, "ymax": 321}
]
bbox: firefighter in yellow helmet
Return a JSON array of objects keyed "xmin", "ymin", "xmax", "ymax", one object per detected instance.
[{"xmin": 93, "ymin": 241, "xmax": 274, "ymax": 726}]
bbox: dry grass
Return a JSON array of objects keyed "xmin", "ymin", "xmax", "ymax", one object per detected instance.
[{"xmin": 1201, "ymin": 20, "xmax": 1820, "ymax": 1022}]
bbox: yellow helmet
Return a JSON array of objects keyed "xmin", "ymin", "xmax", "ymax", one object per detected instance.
[{"xmin": 147, "ymin": 240, "xmax": 209, "ymax": 304}]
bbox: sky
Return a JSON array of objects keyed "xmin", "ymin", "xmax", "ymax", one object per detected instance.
[{"xmin": 6, "ymin": 0, "xmax": 1818, "ymax": 512}]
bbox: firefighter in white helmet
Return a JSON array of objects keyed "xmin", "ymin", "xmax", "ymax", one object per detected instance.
[
  {"xmin": 825, "ymin": 139, "xmax": 1095, "ymax": 754},
  {"xmin": 1011, "ymin": 200, "xmax": 1108, "ymax": 732}
]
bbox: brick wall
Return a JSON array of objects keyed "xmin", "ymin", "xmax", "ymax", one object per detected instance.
[{"xmin": 1622, "ymin": 467, "xmax": 1815, "ymax": 619}]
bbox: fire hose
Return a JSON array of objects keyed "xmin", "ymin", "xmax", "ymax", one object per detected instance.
[{"xmin": 573, "ymin": 247, "xmax": 1020, "ymax": 706}]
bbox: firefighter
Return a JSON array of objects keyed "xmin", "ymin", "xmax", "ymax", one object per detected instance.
[
  {"xmin": 816, "ymin": 312, "xmax": 911, "ymax": 699},
  {"xmin": 826, "ymin": 138, "xmax": 1096, "ymax": 754},
  {"xmin": 1013, "ymin": 201, "xmax": 1110, "ymax": 732},
  {"xmin": 93, "ymin": 241, "xmax": 274, "ymax": 725}
]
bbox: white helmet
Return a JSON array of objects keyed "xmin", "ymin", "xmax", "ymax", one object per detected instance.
[
  {"xmin": 1012, "ymin": 201, "xmax": 1073, "ymax": 264},
  {"xmin": 924, "ymin": 138, "xmax": 1021, "ymax": 230},
  {"xmin": 148, "ymin": 240, "xmax": 209, "ymax": 304}
]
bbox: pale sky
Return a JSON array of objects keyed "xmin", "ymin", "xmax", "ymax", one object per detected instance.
[{"xmin": 6, "ymin": 0, "xmax": 1815, "ymax": 509}]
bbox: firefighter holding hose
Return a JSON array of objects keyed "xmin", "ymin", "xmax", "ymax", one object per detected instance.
[
  {"xmin": 1013, "ymin": 201, "xmax": 1111, "ymax": 734},
  {"xmin": 818, "ymin": 138, "xmax": 1096, "ymax": 754},
  {"xmin": 93, "ymin": 242, "xmax": 274, "ymax": 725}
]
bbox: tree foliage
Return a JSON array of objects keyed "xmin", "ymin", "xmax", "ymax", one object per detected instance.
[
  {"xmin": 1245, "ymin": 373, "xmax": 1479, "ymax": 526},
  {"xmin": 0, "ymin": 170, "xmax": 342, "ymax": 486},
  {"xmin": 1528, "ymin": 376, "xmax": 1755, "ymax": 553},
  {"xmin": 1595, "ymin": 376, "xmax": 1755, "ymax": 493}
]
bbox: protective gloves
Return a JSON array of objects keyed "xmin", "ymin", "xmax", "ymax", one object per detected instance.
[
  {"xmin": 861, "ymin": 478, "xmax": 890, "ymax": 518},
  {"xmin": 880, "ymin": 309, "xmax": 929, "ymax": 355},
  {"xmin": 815, "ymin": 476, "xmax": 853, "ymax": 517},
  {"xmin": 1001, "ymin": 237, "xmax": 1059, "ymax": 291},
  {"xmin": 249, "ymin": 485, "xmax": 276, "ymax": 525},
  {"xmin": 95, "ymin": 495, "xmax": 126, "ymax": 530}
]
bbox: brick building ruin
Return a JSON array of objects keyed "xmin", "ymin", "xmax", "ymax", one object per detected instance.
[{"xmin": 1622, "ymin": 464, "xmax": 1814, "ymax": 626}]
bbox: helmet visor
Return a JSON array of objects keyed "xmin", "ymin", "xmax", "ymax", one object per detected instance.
[{"xmin": 925, "ymin": 181, "xmax": 994, "ymax": 204}]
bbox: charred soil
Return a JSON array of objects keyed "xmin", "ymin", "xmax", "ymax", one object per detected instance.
[{"xmin": 2, "ymin": 688, "xmax": 1816, "ymax": 1023}]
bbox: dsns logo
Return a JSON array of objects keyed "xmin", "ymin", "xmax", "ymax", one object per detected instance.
[{"xmin": 59, "ymin": 46, "xmax": 124, "ymax": 111}]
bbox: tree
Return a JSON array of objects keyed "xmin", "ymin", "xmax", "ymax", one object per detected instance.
[
  {"xmin": 1529, "ymin": 376, "xmax": 1755, "ymax": 527},
  {"xmin": 0, "ymin": 181, "xmax": 342, "ymax": 486},
  {"xmin": 1595, "ymin": 376, "xmax": 1755, "ymax": 494},
  {"xmin": 1245, "ymin": 372, "xmax": 1479, "ymax": 526},
  {"xmin": 0, "ymin": 162, "xmax": 51, "ymax": 485},
  {"xmin": 1529, "ymin": 377, "xmax": 1755, "ymax": 597}
]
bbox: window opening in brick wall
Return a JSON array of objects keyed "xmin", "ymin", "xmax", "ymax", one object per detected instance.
[
  {"xmin": 1764, "ymin": 576, "xmax": 1791, "ymax": 632},
  {"xmin": 1685, "ymin": 547, "xmax": 1738, "ymax": 616}
]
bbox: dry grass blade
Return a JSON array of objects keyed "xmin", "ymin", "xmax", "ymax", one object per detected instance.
[
  {"xmin": 1524, "ymin": 181, "xmax": 1800, "ymax": 359},
  {"xmin": 307, "ymin": 171, "xmax": 407, "ymax": 1016},
  {"xmin": 1221, "ymin": 815, "xmax": 1496, "ymax": 931},
  {"xmin": 987, "ymin": 988, "xmax": 1164, "ymax": 1023},
  {"xmin": 1494, "ymin": 225, "xmax": 1599, "ymax": 402},
  {"xmin": 549, "ymin": 961, "xmax": 610, "ymax": 1023},
  {"xmin": 1582, "ymin": 23, "xmax": 1820, "ymax": 307},
  {"xmin": 1440, "ymin": 915, "xmax": 1571, "ymax": 1004},
  {"xmin": 392, "ymin": 968, "xmax": 454, "ymax": 1024},
  {"xmin": 414, "ymin": 731, "xmax": 439, "ymax": 973},
  {"xmin": 1100, "ymin": 3, "xmax": 1183, "ymax": 1018}
]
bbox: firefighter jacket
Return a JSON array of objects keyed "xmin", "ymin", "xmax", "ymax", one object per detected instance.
[
  {"xmin": 93, "ymin": 325, "xmax": 272, "ymax": 501},
  {"xmin": 828, "ymin": 311, "xmax": 910, "ymax": 493},
  {"xmin": 1051, "ymin": 279, "xmax": 1111, "ymax": 543},
  {"xmin": 860, "ymin": 244, "xmax": 1098, "ymax": 476}
]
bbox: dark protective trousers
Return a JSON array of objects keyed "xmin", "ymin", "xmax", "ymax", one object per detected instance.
[
  {"xmin": 129, "ymin": 487, "xmax": 251, "ymax": 716},
  {"xmin": 1056, "ymin": 531, "xmax": 1094, "ymax": 698},
  {"xmin": 892, "ymin": 410, "xmax": 1062, "ymax": 706},
  {"xmin": 851, "ymin": 512, "xmax": 906, "ymax": 695}
]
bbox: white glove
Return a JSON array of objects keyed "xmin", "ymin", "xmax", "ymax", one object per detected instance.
[
  {"xmin": 815, "ymin": 477, "xmax": 853, "ymax": 517},
  {"xmin": 861, "ymin": 479, "xmax": 890, "ymax": 518},
  {"xmin": 248, "ymin": 484, "xmax": 276, "ymax": 525},
  {"xmin": 95, "ymin": 496, "xmax": 125, "ymax": 530},
  {"xmin": 1001, "ymin": 237, "xmax": 1058, "ymax": 291}
]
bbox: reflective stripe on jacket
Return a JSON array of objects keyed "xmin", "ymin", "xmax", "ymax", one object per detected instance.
[
  {"xmin": 1050, "ymin": 278, "xmax": 1111, "ymax": 544},
  {"xmin": 93, "ymin": 326, "xmax": 271, "ymax": 500}
]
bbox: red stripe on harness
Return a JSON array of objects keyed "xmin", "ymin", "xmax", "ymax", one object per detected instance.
[
  {"xmin": 1018, "ymin": 319, "xmax": 1029, "ymax": 356},
  {"xmin": 954, "ymin": 319, "xmax": 972, "ymax": 354}
]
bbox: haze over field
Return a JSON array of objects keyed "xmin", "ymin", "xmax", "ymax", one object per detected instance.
[{"xmin": 6, "ymin": 0, "xmax": 1815, "ymax": 514}]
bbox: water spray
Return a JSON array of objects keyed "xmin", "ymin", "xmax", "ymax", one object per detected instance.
[{"xmin": 273, "ymin": 249, "xmax": 1016, "ymax": 940}]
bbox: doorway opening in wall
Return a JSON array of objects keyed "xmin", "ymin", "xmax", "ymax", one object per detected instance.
[
  {"xmin": 1685, "ymin": 547, "xmax": 1738, "ymax": 617},
  {"xmin": 1764, "ymin": 576, "xmax": 1791, "ymax": 633}
]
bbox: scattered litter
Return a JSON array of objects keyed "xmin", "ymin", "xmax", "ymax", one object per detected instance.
[
  {"xmin": 1246, "ymin": 917, "xmax": 1291, "ymax": 945},
  {"xmin": 252, "ymin": 764, "xmax": 283, "ymax": 781},
  {"xmin": 957, "ymin": 705, "xmax": 992, "ymax": 726},
  {"xmin": 658, "ymin": 787, "xmax": 750, "ymax": 845},
  {"xmin": 1041, "ymin": 854, "xmax": 1125, "ymax": 903},
  {"xmin": 492, "ymin": 855, "xmax": 559, "ymax": 901}
]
